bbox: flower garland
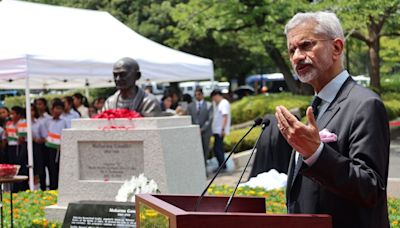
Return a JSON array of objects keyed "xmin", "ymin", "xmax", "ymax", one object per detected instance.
[
  {"xmin": 93, "ymin": 109, "xmax": 142, "ymax": 119},
  {"xmin": 93, "ymin": 109, "xmax": 143, "ymax": 130}
]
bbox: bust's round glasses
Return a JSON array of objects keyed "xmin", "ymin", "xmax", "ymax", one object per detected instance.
[{"xmin": 288, "ymin": 39, "xmax": 332, "ymax": 57}]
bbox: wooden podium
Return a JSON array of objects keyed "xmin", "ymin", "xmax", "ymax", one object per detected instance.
[{"xmin": 135, "ymin": 194, "xmax": 331, "ymax": 228}]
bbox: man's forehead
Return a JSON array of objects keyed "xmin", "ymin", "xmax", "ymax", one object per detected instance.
[{"xmin": 287, "ymin": 21, "xmax": 320, "ymax": 43}]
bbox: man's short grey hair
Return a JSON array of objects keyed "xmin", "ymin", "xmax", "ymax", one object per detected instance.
[{"xmin": 284, "ymin": 11, "xmax": 345, "ymax": 41}]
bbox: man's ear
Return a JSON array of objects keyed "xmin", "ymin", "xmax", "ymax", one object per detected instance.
[
  {"xmin": 136, "ymin": 71, "xmax": 141, "ymax": 80},
  {"xmin": 332, "ymin": 38, "xmax": 344, "ymax": 61}
]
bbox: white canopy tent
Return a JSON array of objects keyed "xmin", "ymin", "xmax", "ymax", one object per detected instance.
[{"xmin": 0, "ymin": 0, "xmax": 214, "ymax": 189}]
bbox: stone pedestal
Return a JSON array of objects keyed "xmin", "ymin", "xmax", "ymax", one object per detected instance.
[{"xmin": 45, "ymin": 116, "xmax": 206, "ymax": 222}]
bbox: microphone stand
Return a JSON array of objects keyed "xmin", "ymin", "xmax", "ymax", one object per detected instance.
[
  {"xmin": 193, "ymin": 118, "xmax": 262, "ymax": 211},
  {"xmin": 224, "ymin": 119, "xmax": 270, "ymax": 212}
]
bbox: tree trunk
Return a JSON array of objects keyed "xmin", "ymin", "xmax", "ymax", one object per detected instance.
[
  {"xmin": 265, "ymin": 42, "xmax": 313, "ymax": 95},
  {"xmin": 368, "ymin": 38, "xmax": 381, "ymax": 92}
]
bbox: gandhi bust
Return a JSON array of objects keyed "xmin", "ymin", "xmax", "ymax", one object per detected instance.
[{"xmin": 103, "ymin": 57, "xmax": 161, "ymax": 117}]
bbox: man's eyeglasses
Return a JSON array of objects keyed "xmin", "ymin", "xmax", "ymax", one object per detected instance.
[{"xmin": 288, "ymin": 39, "xmax": 332, "ymax": 57}]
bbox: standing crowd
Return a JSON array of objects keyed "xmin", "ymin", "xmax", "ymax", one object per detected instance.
[
  {"xmin": 0, "ymin": 86, "xmax": 232, "ymax": 191},
  {"xmin": 0, "ymin": 93, "xmax": 106, "ymax": 192}
]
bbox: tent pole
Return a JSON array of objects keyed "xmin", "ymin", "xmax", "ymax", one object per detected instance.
[{"xmin": 25, "ymin": 65, "xmax": 35, "ymax": 190}]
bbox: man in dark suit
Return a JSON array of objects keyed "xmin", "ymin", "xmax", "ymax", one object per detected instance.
[
  {"xmin": 275, "ymin": 11, "xmax": 390, "ymax": 227},
  {"xmin": 187, "ymin": 88, "xmax": 213, "ymax": 164}
]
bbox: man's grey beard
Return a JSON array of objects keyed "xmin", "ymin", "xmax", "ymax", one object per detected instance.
[{"xmin": 294, "ymin": 57, "xmax": 319, "ymax": 83}]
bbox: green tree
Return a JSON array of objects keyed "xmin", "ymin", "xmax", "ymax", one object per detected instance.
[
  {"xmin": 168, "ymin": 0, "xmax": 314, "ymax": 94},
  {"xmin": 319, "ymin": 0, "xmax": 400, "ymax": 92}
]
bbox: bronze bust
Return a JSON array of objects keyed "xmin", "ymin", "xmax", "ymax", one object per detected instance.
[{"xmin": 103, "ymin": 57, "xmax": 161, "ymax": 117}]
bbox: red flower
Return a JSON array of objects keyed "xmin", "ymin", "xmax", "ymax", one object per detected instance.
[{"xmin": 93, "ymin": 109, "xmax": 142, "ymax": 119}]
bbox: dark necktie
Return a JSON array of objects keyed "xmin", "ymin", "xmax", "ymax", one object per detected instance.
[
  {"xmin": 197, "ymin": 102, "xmax": 201, "ymax": 115},
  {"xmin": 311, "ymin": 96, "xmax": 322, "ymax": 119}
]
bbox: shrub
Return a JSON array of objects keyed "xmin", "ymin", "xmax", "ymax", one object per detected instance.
[
  {"xmin": 224, "ymin": 127, "xmax": 262, "ymax": 153},
  {"xmin": 382, "ymin": 93, "xmax": 400, "ymax": 120},
  {"xmin": 231, "ymin": 93, "xmax": 310, "ymax": 125}
]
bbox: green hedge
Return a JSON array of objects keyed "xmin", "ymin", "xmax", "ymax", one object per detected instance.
[
  {"xmin": 382, "ymin": 93, "xmax": 400, "ymax": 120},
  {"xmin": 4, "ymin": 94, "xmax": 69, "ymax": 108},
  {"xmin": 231, "ymin": 93, "xmax": 310, "ymax": 125}
]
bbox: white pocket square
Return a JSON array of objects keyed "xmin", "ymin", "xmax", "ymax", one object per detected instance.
[{"xmin": 319, "ymin": 128, "xmax": 337, "ymax": 143}]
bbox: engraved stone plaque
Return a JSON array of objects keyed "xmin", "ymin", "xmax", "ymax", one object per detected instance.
[{"xmin": 78, "ymin": 141, "xmax": 144, "ymax": 181}]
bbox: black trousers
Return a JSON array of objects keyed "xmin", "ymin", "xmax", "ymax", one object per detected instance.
[
  {"xmin": 11, "ymin": 143, "xmax": 29, "ymax": 192},
  {"xmin": 213, "ymin": 134, "xmax": 226, "ymax": 169},
  {"xmin": 34, "ymin": 142, "xmax": 47, "ymax": 191},
  {"xmin": 46, "ymin": 147, "xmax": 60, "ymax": 190}
]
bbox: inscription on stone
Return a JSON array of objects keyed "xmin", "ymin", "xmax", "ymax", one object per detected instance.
[{"xmin": 78, "ymin": 141, "xmax": 144, "ymax": 181}]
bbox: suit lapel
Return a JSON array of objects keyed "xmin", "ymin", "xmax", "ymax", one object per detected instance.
[
  {"xmin": 288, "ymin": 77, "xmax": 356, "ymax": 192},
  {"xmin": 317, "ymin": 77, "xmax": 355, "ymax": 129}
]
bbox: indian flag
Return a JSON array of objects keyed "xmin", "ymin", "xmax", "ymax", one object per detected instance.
[
  {"xmin": 45, "ymin": 132, "xmax": 61, "ymax": 149},
  {"xmin": 17, "ymin": 121, "xmax": 27, "ymax": 137},
  {"xmin": 6, "ymin": 128, "xmax": 17, "ymax": 142}
]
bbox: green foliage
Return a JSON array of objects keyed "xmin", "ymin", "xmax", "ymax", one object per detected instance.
[
  {"xmin": 231, "ymin": 93, "xmax": 310, "ymax": 125},
  {"xmin": 4, "ymin": 94, "xmax": 64, "ymax": 109},
  {"xmin": 208, "ymin": 186, "xmax": 287, "ymax": 214},
  {"xmin": 382, "ymin": 95, "xmax": 400, "ymax": 120},
  {"xmin": 1, "ymin": 190, "xmax": 60, "ymax": 227},
  {"xmin": 224, "ymin": 127, "xmax": 262, "ymax": 153},
  {"xmin": 381, "ymin": 74, "xmax": 400, "ymax": 93}
]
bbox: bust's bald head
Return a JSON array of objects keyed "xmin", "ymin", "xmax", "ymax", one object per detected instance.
[{"xmin": 113, "ymin": 57, "xmax": 141, "ymax": 90}]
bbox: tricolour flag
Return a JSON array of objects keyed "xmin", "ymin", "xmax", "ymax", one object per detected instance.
[{"xmin": 45, "ymin": 132, "xmax": 61, "ymax": 149}]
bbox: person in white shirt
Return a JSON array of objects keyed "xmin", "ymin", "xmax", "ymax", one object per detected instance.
[
  {"xmin": 61, "ymin": 96, "xmax": 81, "ymax": 128},
  {"xmin": 72, "ymin": 93, "xmax": 89, "ymax": 118},
  {"xmin": 210, "ymin": 89, "xmax": 231, "ymax": 171},
  {"xmin": 34, "ymin": 98, "xmax": 51, "ymax": 125},
  {"xmin": 44, "ymin": 99, "xmax": 68, "ymax": 190}
]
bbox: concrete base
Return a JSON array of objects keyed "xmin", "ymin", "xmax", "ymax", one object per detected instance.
[
  {"xmin": 44, "ymin": 205, "xmax": 68, "ymax": 223},
  {"xmin": 388, "ymin": 178, "xmax": 400, "ymax": 198},
  {"xmin": 46, "ymin": 116, "xmax": 206, "ymax": 222}
]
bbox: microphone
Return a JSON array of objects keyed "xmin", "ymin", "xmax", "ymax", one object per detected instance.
[
  {"xmin": 193, "ymin": 117, "xmax": 263, "ymax": 211},
  {"xmin": 224, "ymin": 117, "xmax": 271, "ymax": 212}
]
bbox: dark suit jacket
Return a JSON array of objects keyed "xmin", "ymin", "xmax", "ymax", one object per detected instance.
[
  {"xmin": 286, "ymin": 78, "xmax": 390, "ymax": 228},
  {"xmin": 187, "ymin": 100, "xmax": 213, "ymax": 136}
]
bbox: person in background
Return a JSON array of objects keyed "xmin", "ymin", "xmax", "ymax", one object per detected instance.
[
  {"xmin": 210, "ymin": 89, "xmax": 231, "ymax": 172},
  {"xmin": 5, "ymin": 106, "xmax": 25, "ymax": 165},
  {"xmin": 164, "ymin": 87, "xmax": 181, "ymax": 110},
  {"xmin": 160, "ymin": 95, "xmax": 176, "ymax": 114},
  {"xmin": 72, "ymin": 93, "xmax": 89, "ymax": 118},
  {"xmin": 0, "ymin": 107, "xmax": 9, "ymax": 163},
  {"xmin": 44, "ymin": 99, "xmax": 68, "ymax": 190},
  {"xmin": 276, "ymin": 11, "xmax": 390, "ymax": 227},
  {"xmin": 61, "ymin": 96, "xmax": 80, "ymax": 128},
  {"xmin": 93, "ymin": 97, "xmax": 106, "ymax": 114},
  {"xmin": 144, "ymin": 85, "xmax": 153, "ymax": 94},
  {"xmin": 5, "ymin": 106, "xmax": 28, "ymax": 191},
  {"xmin": 34, "ymin": 98, "xmax": 51, "ymax": 125},
  {"xmin": 187, "ymin": 88, "xmax": 213, "ymax": 165},
  {"xmin": 88, "ymin": 105, "xmax": 97, "ymax": 118},
  {"xmin": 31, "ymin": 104, "xmax": 47, "ymax": 190},
  {"xmin": 0, "ymin": 106, "xmax": 10, "ymax": 128}
]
